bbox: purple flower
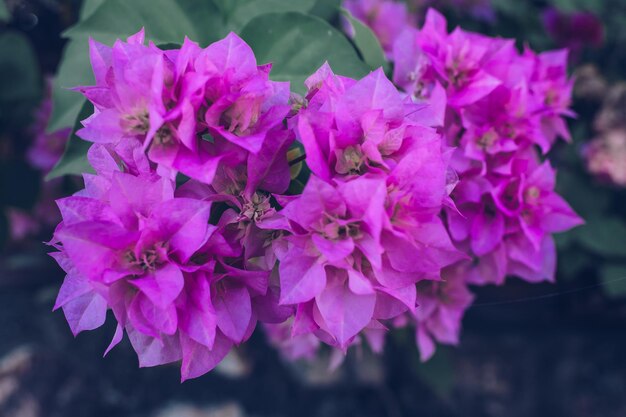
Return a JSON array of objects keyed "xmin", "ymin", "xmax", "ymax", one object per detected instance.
[
  {"xmin": 584, "ymin": 129, "xmax": 626, "ymax": 187},
  {"xmin": 76, "ymin": 31, "xmax": 290, "ymax": 185},
  {"xmin": 414, "ymin": 263, "xmax": 474, "ymax": 361},
  {"xmin": 27, "ymin": 79, "xmax": 71, "ymax": 173},
  {"xmin": 268, "ymin": 64, "xmax": 463, "ymax": 351},
  {"xmin": 543, "ymin": 7, "xmax": 604, "ymax": 61},
  {"xmin": 298, "ymin": 65, "xmax": 445, "ymax": 183},
  {"xmin": 49, "ymin": 169, "xmax": 237, "ymax": 380}
]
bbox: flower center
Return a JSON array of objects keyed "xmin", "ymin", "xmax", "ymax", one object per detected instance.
[
  {"xmin": 321, "ymin": 217, "xmax": 362, "ymax": 241},
  {"xmin": 154, "ymin": 125, "xmax": 174, "ymax": 146},
  {"xmin": 476, "ymin": 130, "xmax": 498, "ymax": 150},
  {"xmin": 336, "ymin": 146, "xmax": 366, "ymax": 176},
  {"xmin": 524, "ymin": 186, "xmax": 541, "ymax": 205},
  {"xmin": 240, "ymin": 192, "xmax": 274, "ymax": 223},
  {"xmin": 124, "ymin": 242, "xmax": 169, "ymax": 273},
  {"xmin": 121, "ymin": 110, "xmax": 150, "ymax": 135},
  {"xmin": 220, "ymin": 99, "xmax": 261, "ymax": 136}
]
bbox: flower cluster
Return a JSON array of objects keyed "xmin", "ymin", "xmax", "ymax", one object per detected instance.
[
  {"xmin": 51, "ymin": 3, "xmax": 583, "ymax": 375},
  {"xmin": 51, "ymin": 31, "xmax": 294, "ymax": 380},
  {"xmin": 50, "ymin": 27, "xmax": 466, "ymax": 375},
  {"xmin": 268, "ymin": 65, "xmax": 463, "ymax": 352},
  {"xmin": 346, "ymin": 4, "xmax": 582, "ymax": 360}
]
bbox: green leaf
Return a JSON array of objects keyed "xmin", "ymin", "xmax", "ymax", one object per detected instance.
[
  {"xmin": 414, "ymin": 348, "xmax": 454, "ymax": 399},
  {"xmin": 0, "ymin": 1, "xmax": 10, "ymax": 22},
  {"xmin": 48, "ymin": 38, "xmax": 93, "ymax": 133},
  {"xmin": 600, "ymin": 264, "xmax": 626, "ymax": 297},
  {"xmin": 47, "ymin": 101, "xmax": 95, "ymax": 180},
  {"xmin": 64, "ymin": 0, "xmax": 226, "ymax": 45},
  {"xmin": 0, "ymin": 31, "xmax": 42, "ymax": 129},
  {"xmin": 222, "ymin": 0, "xmax": 317, "ymax": 31},
  {"xmin": 80, "ymin": 0, "xmax": 107, "ymax": 20},
  {"xmin": 557, "ymin": 250, "xmax": 591, "ymax": 280},
  {"xmin": 340, "ymin": 8, "xmax": 389, "ymax": 73},
  {"xmin": 491, "ymin": 0, "xmax": 532, "ymax": 17},
  {"xmin": 0, "ymin": 31, "xmax": 41, "ymax": 103},
  {"xmin": 556, "ymin": 169, "xmax": 610, "ymax": 219},
  {"xmin": 549, "ymin": 0, "xmax": 603, "ymax": 14},
  {"xmin": 309, "ymin": 0, "xmax": 342, "ymax": 21},
  {"xmin": 49, "ymin": 0, "xmax": 227, "ymax": 133},
  {"xmin": 240, "ymin": 12, "xmax": 369, "ymax": 95},
  {"xmin": 576, "ymin": 217, "xmax": 626, "ymax": 258}
]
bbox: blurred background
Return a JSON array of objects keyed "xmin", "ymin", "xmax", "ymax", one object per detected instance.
[{"xmin": 1, "ymin": 0, "xmax": 626, "ymax": 416}]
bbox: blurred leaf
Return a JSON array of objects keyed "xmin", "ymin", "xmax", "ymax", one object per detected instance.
[
  {"xmin": 49, "ymin": 0, "xmax": 227, "ymax": 133},
  {"xmin": 576, "ymin": 217, "xmax": 626, "ymax": 258},
  {"xmin": 556, "ymin": 169, "xmax": 610, "ymax": 219},
  {"xmin": 157, "ymin": 42, "xmax": 182, "ymax": 50},
  {"xmin": 549, "ymin": 0, "xmax": 603, "ymax": 14},
  {"xmin": 414, "ymin": 348, "xmax": 454, "ymax": 399},
  {"xmin": 600, "ymin": 264, "xmax": 626, "ymax": 297},
  {"xmin": 221, "ymin": 0, "xmax": 316, "ymax": 31},
  {"xmin": 80, "ymin": 0, "xmax": 106, "ymax": 19},
  {"xmin": 557, "ymin": 250, "xmax": 591, "ymax": 280},
  {"xmin": 554, "ymin": 231, "xmax": 573, "ymax": 250},
  {"xmin": 491, "ymin": 0, "xmax": 532, "ymax": 17},
  {"xmin": 240, "ymin": 12, "xmax": 369, "ymax": 94},
  {"xmin": 47, "ymin": 101, "xmax": 95, "ymax": 179},
  {"xmin": 340, "ymin": 8, "xmax": 389, "ymax": 73},
  {"xmin": 0, "ymin": 37, "xmax": 41, "ymax": 129},
  {"xmin": 0, "ymin": 1, "xmax": 9, "ymax": 22},
  {"xmin": 309, "ymin": 0, "xmax": 341, "ymax": 21},
  {"xmin": 0, "ymin": 31, "xmax": 42, "ymax": 126}
]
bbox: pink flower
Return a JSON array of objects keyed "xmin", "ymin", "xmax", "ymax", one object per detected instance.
[
  {"xmin": 264, "ymin": 320, "xmax": 321, "ymax": 361},
  {"xmin": 49, "ymin": 169, "xmax": 240, "ymax": 380},
  {"xmin": 584, "ymin": 129, "xmax": 626, "ymax": 187},
  {"xmin": 268, "ymin": 64, "xmax": 463, "ymax": 351},
  {"xmin": 542, "ymin": 7, "xmax": 604, "ymax": 61},
  {"xmin": 77, "ymin": 31, "xmax": 290, "ymax": 185},
  {"xmin": 493, "ymin": 160, "xmax": 583, "ymax": 250},
  {"xmin": 298, "ymin": 65, "xmax": 445, "ymax": 183},
  {"xmin": 27, "ymin": 78, "xmax": 71, "ymax": 173},
  {"xmin": 445, "ymin": 156, "xmax": 582, "ymax": 286},
  {"xmin": 394, "ymin": 9, "xmax": 502, "ymax": 108},
  {"xmin": 414, "ymin": 264, "xmax": 474, "ymax": 361},
  {"xmin": 527, "ymin": 49, "xmax": 576, "ymax": 152},
  {"xmin": 384, "ymin": 9, "xmax": 581, "ymax": 296},
  {"xmin": 47, "ymin": 20, "xmax": 585, "ymax": 374}
]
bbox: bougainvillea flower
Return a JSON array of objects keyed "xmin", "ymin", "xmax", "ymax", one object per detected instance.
[
  {"xmin": 298, "ymin": 66, "xmax": 445, "ymax": 183},
  {"xmin": 48, "ymin": 15, "xmax": 584, "ymax": 376},
  {"xmin": 76, "ymin": 31, "xmax": 291, "ymax": 185},
  {"xmin": 414, "ymin": 264, "xmax": 474, "ymax": 361},
  {"xmin": 584, "ymin": 129, "xmax": 626, "ymax": 187},
  {"xmin": 542, "ymin": 7, "xmax": 604, "ymax": 61},
  {"xmin": 493, "ymin": 160, "xmax": 583, "ymax": 249}
]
